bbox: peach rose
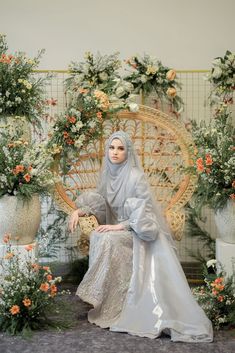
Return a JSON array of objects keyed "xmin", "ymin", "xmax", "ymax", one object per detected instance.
[
  {"xmin": 166, "ymin": 69, "xmax": 176, "ymax": 81},
  {"xmin": 166, "ymin": 87, "xmax": 177, "ymax": 98}
]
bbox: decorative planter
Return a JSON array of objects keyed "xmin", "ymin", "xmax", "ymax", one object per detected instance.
[
  {"xmin": 0, "ymin": 194, "xmax": 41, "ymax": 245},
  {"xmin": 214, "ymin": 200, "xmax": 235, "ymax": 244}
]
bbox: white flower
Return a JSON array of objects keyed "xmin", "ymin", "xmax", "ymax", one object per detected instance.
[
  {"xmin": 99, "ymin": 72, "xmax": 108, "ymax": 81},
  {"xmin": 206, "ymin": 259, "xmax": 217, "ymax": 268},
  {"xmin": 115, "ymin": 86, "xmax": 125, "ymax": 98},
  {"xmin": 140, "ymin": 75, "xmax": 148, "ymax": 83},
  {"xmin": 128, "ymin": 102, "xmax": 139, "ymax": 112},
  {"xmin": 212, "ymin": 67, "xmax": 223, "ymax": 79}
]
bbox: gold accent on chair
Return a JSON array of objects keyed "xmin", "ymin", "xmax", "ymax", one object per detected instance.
[{"xmin": 53, "ymin": 105, "xmax": 196, "ymax": 255}]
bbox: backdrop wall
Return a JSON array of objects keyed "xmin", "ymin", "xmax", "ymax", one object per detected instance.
[{"xmin": 1, "ymin": 0, "xmax": 235, "ymax": 69}]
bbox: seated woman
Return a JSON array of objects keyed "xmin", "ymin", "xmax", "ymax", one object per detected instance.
[{"xmin": 69, "ymin": 131, "xmax": 213, "ymax": 342}]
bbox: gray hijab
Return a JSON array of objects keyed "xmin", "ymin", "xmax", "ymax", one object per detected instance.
[
  {"xmin": 98, "ymin": 130, "xmax": 172, "ymax": 237},
  {"xmin": 98, "ymin": 131, "xmax": 141, "ymax": 207}
]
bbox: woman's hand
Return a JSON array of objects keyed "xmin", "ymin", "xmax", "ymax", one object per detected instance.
[
  {"xmin": 95, "ymin": 224, "xmax": 125, "ymax": 233},
  {"xmin": 68, "ymin": 209, "xmax": 86, "ymax": 233}
]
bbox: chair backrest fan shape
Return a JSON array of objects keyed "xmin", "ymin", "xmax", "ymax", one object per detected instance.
[{"xmin": 54, "ymin": 105, "xmax": 196, "ymax": 241}]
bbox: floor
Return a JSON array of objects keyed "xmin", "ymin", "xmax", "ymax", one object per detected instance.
[{"xmin": 0, "ymin": 285, "xmax": 234, "ymax": 353}]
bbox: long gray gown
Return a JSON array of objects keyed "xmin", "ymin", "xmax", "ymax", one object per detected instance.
[{"xmin": 76, "ymin": 131, "xmax": 213, "ymax": 343}]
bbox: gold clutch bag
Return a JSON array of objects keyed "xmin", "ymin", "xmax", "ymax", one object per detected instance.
[{"xmin": 77, "ymin": 215, "xmax": 99, "ymax": 256}]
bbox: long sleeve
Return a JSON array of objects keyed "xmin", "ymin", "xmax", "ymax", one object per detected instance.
[
  {"xmin": 123, "ymin": 173, "xmax": 160, "ymax": 241},
  {"xmin": 75, "ymin": 191, "xmax": 106, "ymax": 224}
]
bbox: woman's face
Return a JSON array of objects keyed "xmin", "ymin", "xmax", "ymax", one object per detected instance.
[{"xmin": 108, "ymin": 138, "xmax": 126, "ymax": 164}]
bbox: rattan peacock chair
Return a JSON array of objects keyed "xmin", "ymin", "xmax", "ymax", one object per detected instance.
[{"xmin": 53, "ymin": 105, "xmax": 196, "ymax": 255}]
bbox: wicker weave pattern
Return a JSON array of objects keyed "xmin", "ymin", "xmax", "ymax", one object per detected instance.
[{"xmin": 54, "ymin": 105, "xmax": 196, "ymax": 246}]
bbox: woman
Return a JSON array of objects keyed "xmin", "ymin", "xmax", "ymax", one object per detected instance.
[{"xmin": 69, "ymin": 131, "xmax": 213, "ymax": 342}]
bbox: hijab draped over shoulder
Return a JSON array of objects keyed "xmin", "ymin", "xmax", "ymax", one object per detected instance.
[{"xmin": 97, "ymin": 131, "xmax": 142, "ymax": 207}]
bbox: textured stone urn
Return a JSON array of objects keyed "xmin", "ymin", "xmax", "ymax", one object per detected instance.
[
  {"xmin": 0, "ymin": 194, "xmax": 41, "ymax": 245},
  {"xmin": 214, "ymin": 200, "xmax": 235, "ymax": 244}
]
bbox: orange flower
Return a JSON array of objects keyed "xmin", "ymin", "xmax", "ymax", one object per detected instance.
[
  {"xmin": 79, "ymin": 88, "xmax": 88, "ymax": 94},
  {"xmin": 63, "ymin": 131, "xmax": 69, "ymax": 139},
  {"xmin": 212, "ymin": 289, "xmax": 218, "ymax": 296},
  {"xmin": 4, "ymin": 252, "xmax": 14, "ymax": 259},
  {"xmin": 196, "ymin": 158, "xmax": 204, "ymax": 172},
  {"xmin": 28, "ymin": 166, "xmax": 33, "ymax": 172},
  {"xmin": 23, "ymin": 298, "xmax": 32, "ymax": 307},
  {"xmin": 3, "ymin": 233, "xmax": 11, "ymax": 244},
  {"xmin": 13, "ymin": 164, "xmax": 25, "ymax": 175},
  {"xmin": 96, "ymin": 111, "xmax": 103, "ymax": 121},
  {"xmin": 50, "ymin": 284, "xmax": 58, "ymax": 297},
  {"xmin": 40, "ymin": 283, "xmax": 50, "ymax": 292},
  {"xmin": 218, "ymin": 295, "xmax": 224, "ymax": 302},
  {"xmin": 66, "ymin": 138, "xmax": 75, "ymax": 145},
  {"xmin": 131, "ymin": 63, "xmax": 137, "ymax": 69},
  {"xmin": 10, "ymin": 305, "xmax": 20, "ymax": 315},
  {"xmin": 214, "ymin": 277, "xmax": 223, "ymax": 284},
  {"xmin": 42, "ymin": 266, "xmax": 50, "ymax": 271},
  {"xmin": 25, "ymin": 244, "xmax": 34, "ymax": 251},
  {"xmin": 32, "ymin": 263, "xmax": 40, "ymax": 271},
  {"xmin": 23, "ymin": 173, "xmax": 31, "ymax": 182},
  {"xmin": 67, "ymin": 116, "xmax": 76, "ymax": 124},
  {"xmin": 205, "ymin": 153, "xmax": 213, "ymax": 166},
  {"xmin": 230, "ymin": 194, "xmax": 235, "ymax": 200},
  {"xmin": 232, "ymin": 181, "xmax": 235, "ymax": 188},
  {"xmin": 46, "ymin": 274, "xmax": 53, "ymax": 282}
]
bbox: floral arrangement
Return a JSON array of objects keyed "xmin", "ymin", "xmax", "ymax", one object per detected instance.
[
  {"xmin": 66, "ymin": 51, "xmax": 121, "ymax": 94},
  {"xmin": 190, "ymin": 103, "xmax": 235, "ymax": 212},
  {"xmin": 0, "ymin": 234, "xmax": 63, "ymax": 335},
  {"xmin": 192, "ymin": 260, "xmax": 235, "ymax": 330},
  {"xmin": 206, "ymin": 50, "xmax": 235, "ymax": 104},
  {"xmin": 124, "ymin": 54, "xmax": 183, "ymax": 114},
  {"xmin": 0, "ymin": 34, "xmax": 48, "ymax": 126},
  {"xmin": 0, "ymin": 128, "xmax": 55, "ymax": 200},
  {"xmin": 66, "ymin": 51, "xmax": 138, "ymax": 112},
  {"xmin": 48, "ymin": 88, "xmax": 118, "ymax": 159}
]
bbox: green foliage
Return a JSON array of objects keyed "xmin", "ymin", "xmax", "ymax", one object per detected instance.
[
  {"xmin": 206, "ymin": 50, "xmax": 235, "ymax": 104},
  {"xmin": 0, "ymin": 34, "xmax": 49, "ymax": 125},
  {"xmin": 189, "ymin": 103, "xmax": 235, "ymax": 213},
  {"xmin": 0, "ymin": 237, "xmax": 63, "ymax": 335},
  {"xmin": 37, "ymin": 199, "xmax": 69, "ymax": 259},
  {"xmin": 185, "ymin": 204, "xmax": 215, "ymax": 265},
  {"xmin": 192, "ymin": 262, "xmax": 235, "ymax": 330},
  {"xmin": 124, "ymin": 54, "xmax": 183, "ymax": 113},
  {"xmin": 67, "ymin": 51, "xmax": 121, "ymax": 95},
  {"xmin": 0, "ymin": 129, "xmax": 55, "ymax": 200}
]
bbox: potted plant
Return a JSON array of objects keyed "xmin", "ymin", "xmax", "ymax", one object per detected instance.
[
  {"xmin": 0, "ymin": 235, "xmax": 63, "ymax": 335},
  {"xmin": 0, "ymin": 128, "xmax": 56, "ymax": 245},
  {"xmin": 190, "ymin": 101, "xmax": 235, "ymax": 243},
  {"xmin": 0, "ymin": 33, "xmax": 48, "ymax": 135}
]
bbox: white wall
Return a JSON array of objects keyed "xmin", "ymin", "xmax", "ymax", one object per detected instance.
[{"xmin": 1, "ymin": 0, "xmax": 235, "ymax": 70}]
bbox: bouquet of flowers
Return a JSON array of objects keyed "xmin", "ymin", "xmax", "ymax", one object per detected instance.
[
  {"xmin": 192, "ymin": 260, "xmax": 235, "ymax": 330},
  {"xmin": 190, "ymin": 103, "xmax": 235, "ymax": 212},
  {"xmin": 0, "ymin": 34, "xmax": 48, "ymax": 126},
  {"xmin": 206, "ymin": 50, "xmax": 235, "ymax": 104},
  {"xmin": 124, "ymin": 54, "xmax": 183, "ymax": 114},
  {"xmin": 0, "ymin": 234, "xmax": 63, "ymax": 335},
  {"xmin": 0, "ymin": 128, "xmax": 55, "ymax": 200},
  {"xmin": 48, "ymin": 88, "xmax": 115, "ymax": 158},
  {"xmin": 66, "ymin": 51, "xmax": 121, "ymax": 94},
  {"xmin": 66, "ymin": 51, "xmax": 138, "ymax": 112}
]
